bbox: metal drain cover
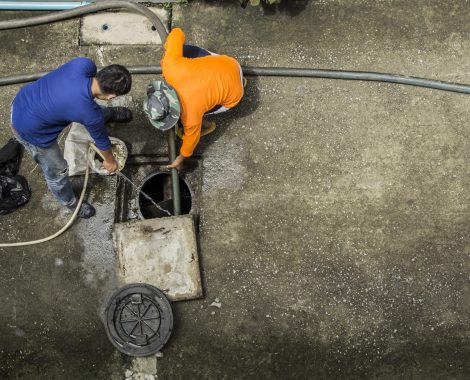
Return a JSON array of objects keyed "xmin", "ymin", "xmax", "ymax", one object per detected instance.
[{"xmin": 104, "ymin": 283, "xmax": 173, "ymax": 356}]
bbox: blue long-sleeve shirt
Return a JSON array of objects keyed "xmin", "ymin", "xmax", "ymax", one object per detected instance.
[{"xmin": 12, "ymin": 57, "xmax": 111, "ymax": 150}]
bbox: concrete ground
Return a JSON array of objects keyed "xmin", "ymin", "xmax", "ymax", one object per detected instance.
[{"xmin": 1, "ymin": 0, "xmax": 470, "ymax": 379}]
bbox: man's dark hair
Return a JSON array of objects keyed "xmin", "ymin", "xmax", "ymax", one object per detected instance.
[{"xmin": 96, "ymin": 64, "xmax": 132, "ymax": 95}]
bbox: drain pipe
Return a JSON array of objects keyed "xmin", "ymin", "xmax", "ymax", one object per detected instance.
[
  {"xmin": 166, "ymin": 129, "xmax": 181, "ymax": 216},
  {"xmin": 4, "ymin": 66, "xmax": 470, "ymax": 95}
]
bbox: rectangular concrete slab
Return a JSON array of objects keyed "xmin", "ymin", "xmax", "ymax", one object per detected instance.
[
  {"xmin": 113, "ymin": 215, "xmax": 202, "ymax": 301},
  {"xmin": 80, "ymin": 8, "xmax": 168, "ymax": 45}
]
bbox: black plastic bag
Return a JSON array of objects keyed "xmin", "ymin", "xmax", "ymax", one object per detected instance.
[
  {"xmin": 0, "ymin": 138, "xmax": 30, "ymax": 215},
  {"xmin": 0, "ymin": 174, "xmax": 31, "ymax": 215},
  {"xmin": 0, "ymin": 138, "xmax": 22, "ymax": 177}
]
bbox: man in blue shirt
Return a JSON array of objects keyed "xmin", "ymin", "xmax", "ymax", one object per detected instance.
[{"xmin": 11, "ymin": 57, "xmax": 132, "ymax": 218}]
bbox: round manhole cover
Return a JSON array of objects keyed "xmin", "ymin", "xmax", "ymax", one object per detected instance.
[{"xmin": 104, "ymin": 284, "xmax": 173, "ymax": 357}]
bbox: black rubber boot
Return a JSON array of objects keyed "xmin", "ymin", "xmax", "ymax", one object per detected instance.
[
  {"xmin": 67, "ymin": 200, "xmax": 96, "ymax": 219},
  {"xmin": 108, "ymin": 107, "xmax": 133, "ymax": 123}
]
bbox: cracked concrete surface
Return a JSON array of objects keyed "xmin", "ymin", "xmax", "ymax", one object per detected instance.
[{"xmin": 1, "ymin": 1, "xmax": 470, "ymax": 379}]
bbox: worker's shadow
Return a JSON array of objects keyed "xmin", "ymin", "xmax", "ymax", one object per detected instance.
[
  {"xmin": 183, "ymin": 75, "xmax": 261, "ymax": 164},
  {"xmin": 260, "ymin": 0, "xmax": 309, "ymax": 17}
]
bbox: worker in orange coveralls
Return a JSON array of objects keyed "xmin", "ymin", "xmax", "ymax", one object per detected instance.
[{"xmin": 159, "ymin": 27, "xmax": 246, "ymax": 170}]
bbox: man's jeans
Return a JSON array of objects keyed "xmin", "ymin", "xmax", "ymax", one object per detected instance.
[
  {"xmin": 10, "ymin": 105, "xmax": 115, "ymax": 207},
  {"xmin": 13, "ymin": 132, "xmax": 76, "ymax": 207}
]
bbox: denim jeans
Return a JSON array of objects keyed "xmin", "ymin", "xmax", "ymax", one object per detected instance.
[{"xmin": 13, "ymin": 131, "xmax": 76, "ymax": 207}]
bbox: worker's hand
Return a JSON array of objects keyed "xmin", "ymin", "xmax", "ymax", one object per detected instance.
[
  {"xmin": 167, "ymin": 155, "xmax": 185, "ymax": 171},
  {"xmin": 103, "ymin": 157, "xmax": 119, "ymax": 173}
]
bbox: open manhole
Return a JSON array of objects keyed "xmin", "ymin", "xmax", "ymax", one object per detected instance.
[
  {"xmin": 104, "ymin": 284, "xmax": 173, "ymax": 357},
  {"xmin": 138, "ymin": 172, "xmax": 192, "ymax": 219}
]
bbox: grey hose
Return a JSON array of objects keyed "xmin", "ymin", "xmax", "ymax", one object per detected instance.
[
  {"xmin": 0, "ymin": 1, "xmax": 168, "ymax": 43},
  {"xmin": 241, "ymin": 67, "xmax": 470, "ymax": 94},
  {"xmin": 0, "ymin": 72, "xmax": 49, "ymax": 86},
  {"xmin": 0, "ymin": 0, "xmax": 469, "ymax": 94},
  {"xmin": 2, "ymin": 66, "xmax": 470, "ymax": 95},
  {"xmin": 0, "ymin": 0, "xmax": 470, "ymax": 93},
  {"xmin": 130, "ymin": 65, "xmax": 470, "ymax": 94}
]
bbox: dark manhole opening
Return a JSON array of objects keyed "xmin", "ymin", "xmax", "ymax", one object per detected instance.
[
  {"xmin": 104, "ymin": 284, "xmax": 173, "ymax": 357},
  {"xmin": 138, "ymin": 172, "xmax": 192, "ymax": 219}
]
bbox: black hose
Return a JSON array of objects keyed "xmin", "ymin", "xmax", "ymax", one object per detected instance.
[
  {"xmin": 0, "ymin": 67, "xmax": 164, "ymax": 86},
  {"xmin": 0, "ymin": 1, "xmax": 469, "ymax": 96},
  {"xmin": 241, "ymin": 67, "xmax": 470, "ymax": 94},
  {"xmin": 2, "ymin": 66, "xmax": 470, "ymax": 95},
  {"xmin": 0, "ymin": 72, "xmax": 49, "ymax": 86},
  {"xmin": 0, "ymin": 1, "xmax": 168, "ymax": 44}
]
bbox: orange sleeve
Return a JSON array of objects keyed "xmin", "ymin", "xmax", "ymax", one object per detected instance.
[
  {"xmin": 163, "ymin": 28, "xmax": 185, "ymax": 59},
  {"xmin": 180, "ymin": 119, "xmax": 202, "ymax": 158}
]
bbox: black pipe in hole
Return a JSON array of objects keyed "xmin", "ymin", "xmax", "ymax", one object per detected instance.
[
  {"xmin": 102, "ymin": 23, "xmax": 109, "ymax": 31},
  {"xmin": 138, "ymin": 172, "xmax": 192, "ymax": 219}
]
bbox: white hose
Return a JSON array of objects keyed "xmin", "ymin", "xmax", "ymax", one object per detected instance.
[{"xmin": 0, "ymin": 145, "xmax": 94, "ymax": 247}]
